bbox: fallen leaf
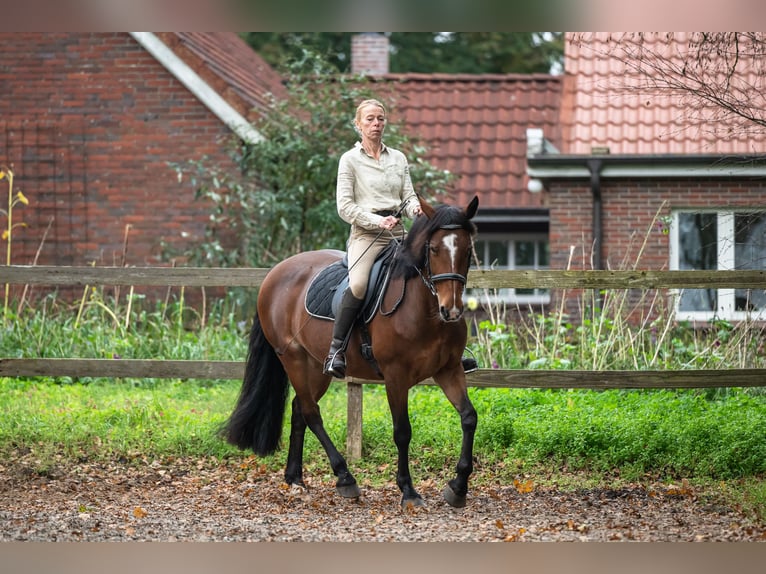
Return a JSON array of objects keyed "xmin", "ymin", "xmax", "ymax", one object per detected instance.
[
  {"xmin": 133, "ymin": 506, "xmax": 147, "ymax": 519},
  {"xmin": 513, "ymin": 479, "xmax": 534, "ymax": 493}
]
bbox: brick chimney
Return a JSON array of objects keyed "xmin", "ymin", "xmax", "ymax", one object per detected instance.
[{"xmin": 351, "ymin": 33, "xmax": 390, "ymax": 75}]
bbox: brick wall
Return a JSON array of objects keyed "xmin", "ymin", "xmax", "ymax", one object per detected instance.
[
  {"xmin": 547, "ymin": 178, "xmax": 766, "ymax": 320},
  {"xmin": 0, "ymin": 33, "xmax": 241, "ymax": 273}
]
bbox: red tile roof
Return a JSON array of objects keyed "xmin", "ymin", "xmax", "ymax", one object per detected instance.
[
  {"xmin": 563, "ymin": 32, "xmax": 766, "ymax": 155},
  {"xmin": 376, "ymin": 73, "xmax": 562, "ymax": 209},
  {"xmin": 157, "ymin": 32, "xmax": 287, "ymax": 121}
]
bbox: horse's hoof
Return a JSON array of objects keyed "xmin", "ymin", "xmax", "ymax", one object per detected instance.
[
  {"xmin": 401, "ymin": 496, "xmax": 426, "ymax": 512},
  {"xmin": 336, "ymin": 482, "xmax": 361, "ymax": 499},
  {"xmin": 442, "ymin": 484, "xmax": 467, "ymax": 508}
]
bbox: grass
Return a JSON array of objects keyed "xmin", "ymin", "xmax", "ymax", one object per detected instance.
[{"xmin": 1, "ymin": 287, "xmax": 765, "ymax": 522}]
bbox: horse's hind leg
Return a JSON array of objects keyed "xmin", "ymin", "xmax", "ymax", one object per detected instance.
[
  {"xmin": 287, "ymin": 365, "xmax": 360, "ymax": 499},
  {"xmin": 284, "ymin": 396, "xmax": 307, "ymax": 487}
]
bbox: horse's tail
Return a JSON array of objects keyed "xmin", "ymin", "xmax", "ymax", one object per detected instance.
[{"xmin": 220, "ymin": 313, "xmax": 289, "ymax": 456}]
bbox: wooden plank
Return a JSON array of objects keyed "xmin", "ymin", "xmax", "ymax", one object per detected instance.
[
  {"xmin": 3, "ymin": 359, "xmax": 764, "ymax": 389},
  {"xmin": 0, "ymin": 358, "xmax": 245, "ymax": 379},
  {"xmin": 1, "ymin": 265, "xmax": 269, "ymax": 287},
  {"xmin": 467, "ymin": 269, "xmax": 766, "ymax": 290},
  {"xmin": 4, "ymin": 266, "xmax": 766, "ymax": 290},
  {"xmin": 2, "ymin": 359, "xmax": 765, "ymax": 389},
  {"xmin": 462, "ymin": 368, "xmax": 766, "ymax": 389},
  {"xmin": 346, "ymin": 382, "xmax": 363, "ymax": 461}
]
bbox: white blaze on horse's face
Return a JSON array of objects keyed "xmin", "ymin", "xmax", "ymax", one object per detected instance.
[{"xmin": 439, "ymin": 232, "xmax": 464, "ymax": 322}]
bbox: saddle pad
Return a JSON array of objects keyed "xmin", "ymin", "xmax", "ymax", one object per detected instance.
[
  {"xmin": 304, "ymin": 240, "xmax": 399, "ymax": 322},
  {"xmin": 305, "ymin": 260, "xmax": 347, "ymax": 320}
]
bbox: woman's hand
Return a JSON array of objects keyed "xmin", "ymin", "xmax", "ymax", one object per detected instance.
[{"xmin": 379, "ymin": 215, "xmax": 400, "ymax": 230}]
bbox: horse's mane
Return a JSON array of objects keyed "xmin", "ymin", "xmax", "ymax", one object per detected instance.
[{"xmin": 391, "ymin": 203, "xmax": 477, "ymax": 280}]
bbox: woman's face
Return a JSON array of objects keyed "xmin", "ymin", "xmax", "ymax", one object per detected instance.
[{"xmin": 355, "ymin": 104, "xmax": 386, "ymax": 141}]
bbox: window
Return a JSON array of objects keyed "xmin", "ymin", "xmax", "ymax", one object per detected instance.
[
  {"xmin": 469, "ymin": 235, "xmax": 550, "ymax": 305},
  {"xmin": 670, "ymin": 210, "xmax": 766, "ymax": 320}
]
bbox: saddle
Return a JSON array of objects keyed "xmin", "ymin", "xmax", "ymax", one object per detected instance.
[{"xmin": 305, "ymin": 240, "xmax": 399, "ymax": 323}]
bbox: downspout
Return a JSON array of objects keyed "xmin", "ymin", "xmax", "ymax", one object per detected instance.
[{"xmin": 587, "ymin": 159, "xmax": 604, "ymax": 270}]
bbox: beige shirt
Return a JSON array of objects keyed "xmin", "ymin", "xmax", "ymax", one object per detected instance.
[{"xmin": 336, "ymin": 142, "xmax": 420, "ymax": 232}]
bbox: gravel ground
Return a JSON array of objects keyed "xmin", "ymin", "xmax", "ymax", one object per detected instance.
[{"xmin": 1, "ymin": 455, "xmax": 765, "ymax": 542}]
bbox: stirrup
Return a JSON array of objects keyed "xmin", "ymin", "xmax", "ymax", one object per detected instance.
[
  {"xmin": 461, "ymin": 349, "xmax": 479, "ymax": 373},
  {"xmin": 461, "ymin": 358, "xmax": 479, "ymax": 373},
  {"xmin": 323, "ymin": 348, "xmax": 347, "ymax": 378}
]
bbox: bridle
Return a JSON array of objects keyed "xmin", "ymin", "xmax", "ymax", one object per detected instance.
[
  {"xmin": 418, "ymin": 223, "xmax": 470, "ymax": 296},
  {"xmin": 380, "ymin": 221, "xmax": 473, "ymax": 316}
]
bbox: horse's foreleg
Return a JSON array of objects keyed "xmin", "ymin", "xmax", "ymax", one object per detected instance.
[
  {"xmin": 387, "ymin": 390, "xmax": 424, "ymax": 509},
  {"xmin": 284, "ymin": 396, "xmax": 306, "ymax": 487},
  {"xmin": 442, "ymin": 393, "xmax": 476, "ymax": 508}
]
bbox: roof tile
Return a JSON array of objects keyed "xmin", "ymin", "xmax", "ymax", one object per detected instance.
[
  {"xmin": 564, "ymin": 32, "xmax": 766, "ymax": 155},
  {"xmin": 380, "ymin": 73, "xmax": 562, "ymax": 209}
]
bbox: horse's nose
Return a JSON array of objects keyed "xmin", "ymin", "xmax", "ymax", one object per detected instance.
[{"xmin": 440, "ymin": 305, "xmax": 463, "ymax": 322}]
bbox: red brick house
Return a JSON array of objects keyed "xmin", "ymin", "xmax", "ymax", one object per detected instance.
[
  {"xmin": 527, "ymin": 33, "xmax": 766, "ymax": 322},
  {"xmin": 0, "ymin": 32, "xmax": 284, "ymax": 269}
]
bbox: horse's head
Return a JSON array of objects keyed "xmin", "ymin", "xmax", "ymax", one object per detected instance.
[{"xmin": 401, "ymin": 195, "xmax": 479, "ymax": 322}]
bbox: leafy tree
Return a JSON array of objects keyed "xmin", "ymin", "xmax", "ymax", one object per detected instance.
[
  {"xmin": 173, "ymin": 48, "xmax": 454, "ymax": 269},
  {"xmin": 243, "ymin": 32, "xmax": 563, "ymax": 75},
  {"xmin": 389, "ymin": 32, "xmax": 563, "ymax": 74}
]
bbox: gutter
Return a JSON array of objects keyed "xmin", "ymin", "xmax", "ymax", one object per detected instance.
[
  {"xmin": 527, "ymin": 153, "xmax": 766, "ymax": 179},
  {"xmin": 129, "ymin": 32, "xmax": 263, "ymax": 145},
  {"xmin": 586, "ymin": 159, "xmax": 603, "ymax": 270}
]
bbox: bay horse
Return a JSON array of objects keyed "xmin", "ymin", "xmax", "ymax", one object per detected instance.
[{"xmin": 222, "ymin": 195, "xmax": 479, "ymax": 509}]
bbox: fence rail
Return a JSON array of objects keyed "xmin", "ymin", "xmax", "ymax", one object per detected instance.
[
  {"xmin": 3, "ymin": 264, "xmax": 766, "ymax": 458},
  {"xmin": 3, "ymin": 264, "xmax": 766, "ymax": 289}
]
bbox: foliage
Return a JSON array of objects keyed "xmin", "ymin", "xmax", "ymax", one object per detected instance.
[
  {"xmin": 170, "ymin": 48, "xmax": 454, "ymax": 268},
  {"xmin": 1, "ymin": 166, "xmax": 30, "ymax": 321},
  {"xmin": 467, "ymin": 290, "xmax": 766, "ymax": 374},
  {"xmin": 0, "ymin": 290, "xmax": 248, "ymax": 364},
  {"xmin": 242, "ymin": 32, "xmax": 564, "ymax": 75}
]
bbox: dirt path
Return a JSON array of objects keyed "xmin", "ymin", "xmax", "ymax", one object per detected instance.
[{"xmin": 1, "ymin": 456, "xmax": 764, "ymax": 542}]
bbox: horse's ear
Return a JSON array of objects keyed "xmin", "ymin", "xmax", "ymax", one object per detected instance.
[
  {"xmin": 465, "ymin": 196, "xmax": 479, "ymax": 220},
  {"xmin": 418, "ymin": 194, "xmax": 436, "ymax": 219}
]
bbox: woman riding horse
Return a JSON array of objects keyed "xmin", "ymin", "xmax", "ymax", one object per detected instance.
[{"xmin": 324, "ymin": 98, "xmax": 422, "ymax": 378}]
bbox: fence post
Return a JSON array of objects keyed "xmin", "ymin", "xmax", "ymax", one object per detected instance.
[{"xmin": 346, "ymin": 380, "xmax": 363, "ymax": 460}]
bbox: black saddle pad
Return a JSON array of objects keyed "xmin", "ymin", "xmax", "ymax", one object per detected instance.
[
  {"xmin": 305, "ymin": 260, "xmax": 348, "ymax": 320},
  {"xmin": 305, "ymin": 241, "xmax": 398, "ymax": 322}
]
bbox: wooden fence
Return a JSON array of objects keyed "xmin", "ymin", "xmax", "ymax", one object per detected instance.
[{"xmin": 2, "ymin": 264, "xmax": 766, "ymax": 458}]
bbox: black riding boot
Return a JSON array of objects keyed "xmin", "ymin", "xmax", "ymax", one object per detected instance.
[{"xmin": 323, "ymin": 290, "xmax": 364, "ymax": 378}]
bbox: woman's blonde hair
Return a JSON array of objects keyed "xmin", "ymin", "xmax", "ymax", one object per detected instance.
[{"xmin": 354, "ymin": 99, "xmax": 387, "ymax": 124}]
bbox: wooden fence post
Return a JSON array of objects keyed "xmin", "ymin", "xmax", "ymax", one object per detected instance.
[{"xmin": 346, "ymin": 380, "xmax": 363, "ymax": 460}]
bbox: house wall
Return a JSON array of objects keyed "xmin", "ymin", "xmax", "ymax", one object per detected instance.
[
  {"xmin": 547, "ymin": 178, "xmax": 766, "ymax": 320},
  {"xmin": 0, "ymin": 33, "xmax": 240, "ymax": 274}
]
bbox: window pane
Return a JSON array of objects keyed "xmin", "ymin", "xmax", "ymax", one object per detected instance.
[
  {"xmin": 735, "ymin": 213, "xmax": 766, "ymax": 311},
  {"xmin": 677, "ymin": 212, "xmax": 717, "ymax": 312},
  {"xmin": 538, "ymin": 241, "xmax": 550, "ymax": 266},
  {"xmin": 488, "ymin": 241, "xmax": 509, "ymax": 268},
  {"xmin": 515, "ymin": 241, "xmax": 535, "ymax": 266}
]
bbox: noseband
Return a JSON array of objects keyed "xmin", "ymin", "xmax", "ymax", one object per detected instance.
[{"xmin": 419, "ymin": 224, "xmax": 469, "ymax": 296}]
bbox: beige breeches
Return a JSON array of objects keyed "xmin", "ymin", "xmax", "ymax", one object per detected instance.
[{"xmin": 346, "ymin": 226, "xmax": 403, "ymax": 299}]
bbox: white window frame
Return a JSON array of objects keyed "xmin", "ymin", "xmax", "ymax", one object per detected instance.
[
  {"xmin": 669, "ymin": 208, "xmax": 766, "ymax": 321},
  {"xmin": 469, "ymin": 233, "xmax": 550, "ymax": 306}
]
